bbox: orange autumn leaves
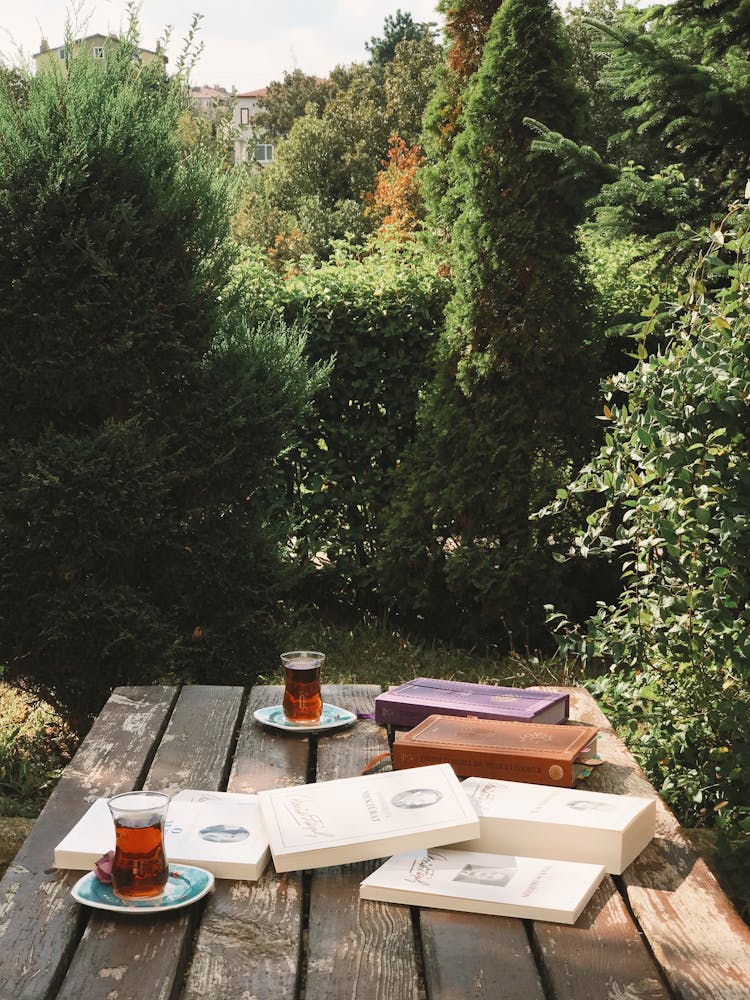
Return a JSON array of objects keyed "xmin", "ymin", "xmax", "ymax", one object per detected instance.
[{"xmin": 365, "ymin": 135, "xmax": 424, "ymax": 240}]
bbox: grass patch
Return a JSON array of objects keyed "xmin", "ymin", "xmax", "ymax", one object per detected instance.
[
  {"xmin": 265, "ymin": 605, "xmax": 576, "ymax": 690},
  {"xmin": 0, "ymin": 682, "xmax": 76, "ymax": 818}
]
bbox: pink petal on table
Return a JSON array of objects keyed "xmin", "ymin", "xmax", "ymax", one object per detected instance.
[{"xmin": 93, "ymin": 850, "xmax": 114, "ymax": 884}]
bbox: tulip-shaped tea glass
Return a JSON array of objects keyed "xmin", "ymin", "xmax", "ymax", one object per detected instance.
[
  {"xmin": 108, "ymin": 791, "xmax": 170, "ymax": 900},
  {"xmin": 281, "ymin": 650, "xmax": 325, "ymax": 725}
]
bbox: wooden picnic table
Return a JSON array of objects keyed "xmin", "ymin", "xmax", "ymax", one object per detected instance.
[{"xmin": 1, "ymin": 683, "xmax": 749, "ymax": 999}]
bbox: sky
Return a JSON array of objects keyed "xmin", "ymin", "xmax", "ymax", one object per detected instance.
[{"xmin": 1, "ymin": 1, "xmax": 445, "ymax": 91}]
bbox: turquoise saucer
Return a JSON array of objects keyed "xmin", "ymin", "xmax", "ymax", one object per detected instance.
[
  {"xmin": 71, "ymin": 863, "xmax": 214, "ymax": 914},
  {"xmin": 253, "ymin": 702, "xmax": 357, "ymax": 732}
]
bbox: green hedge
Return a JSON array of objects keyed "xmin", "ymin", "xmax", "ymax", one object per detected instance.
[{"xmin": 237, "ymin": 241, "xmax": 452, "ymax": 599}]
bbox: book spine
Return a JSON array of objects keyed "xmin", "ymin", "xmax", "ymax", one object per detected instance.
[
  {"xmin": 378, "ymin": 702, "xmax": 537, "ymax": 727},
  {"xmin": 375, "ymin": 703, "xmax": 423, "ymax": 726},
  {"xmin": 391, "ymin": 747, "xmax": 573, "ymax": 787},
  {"xmin": 534, "ymin": 702, "xmax": 568, "ymax": 725}
]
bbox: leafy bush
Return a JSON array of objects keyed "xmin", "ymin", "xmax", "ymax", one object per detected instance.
[
  {"xmin": 581, "ymin": 225, "xmax": 681, "ymax": 374},
  {"xmin": 545, "ymin": 202, "xmax": 750, "ymax": 833},
  {"xmin": 237, "ymin": 240, "xmax": 451, "ymax": 600},
  {"xmin": 0, "ymin": 20, "xmax": 323, "ymax": 729}
]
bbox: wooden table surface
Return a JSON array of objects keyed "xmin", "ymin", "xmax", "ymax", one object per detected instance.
[{"xmin": 1, "ymin": 683, "xmax": 749, "ymax": 1000}]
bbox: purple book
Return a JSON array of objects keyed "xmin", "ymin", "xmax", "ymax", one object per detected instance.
[{"xmin": 374, "ymin": 678, "xmax": 569, "ymax": 728}]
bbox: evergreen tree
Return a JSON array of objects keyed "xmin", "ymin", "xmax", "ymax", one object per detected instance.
[
  {"xmin": 0, "ymin": 20, "xmax": 323, "ymax": 728},
  {"xmin": 421, "ymin": 0, "xmax": 502, "ymax": 239},
  {"xmin": 379, "ymin": 0, "xmax": 597, "ymax": 646},
  {"xmin": 534, "ymin": 0, "xmax": 750, "ymax": 256},
  {"xmin": 562, "ymin": 0, "xmax": 621, "ymax": 156},
  {"xmin": 366, "ymin": 9, "xmax": 437, "ymax": 71}
]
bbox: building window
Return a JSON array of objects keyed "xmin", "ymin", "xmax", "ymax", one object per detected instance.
[
  {"xmin": 58, "ymin": 48, "xmax": 67, "ymax": 60},
  {"xmin": 240, "ymin": 107, "xmax": 250, "ymax": 125},
  {"xmin": 93, "ymin": 46, "xmax": 105, "ymax": 59},
  {"xmin": 254, "ymin": 143, "xmax": 273, "ymax": 164}
]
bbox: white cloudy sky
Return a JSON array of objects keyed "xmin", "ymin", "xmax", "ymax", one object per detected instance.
[{"xmin": 1, "ymin": 1, "xmax": 445, "ymax": 90}]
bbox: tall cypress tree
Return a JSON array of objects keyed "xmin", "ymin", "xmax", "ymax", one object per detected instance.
[
  {"xmin": 421, "ymin": 0, "xmax": 502, "ymax": 239},
  {"xmin": 380, "ymin": 0, "xmax": 597, "ymax": 646}
]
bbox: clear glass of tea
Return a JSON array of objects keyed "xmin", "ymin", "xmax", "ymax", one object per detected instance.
[
  {"xmin": 108, "ymin": 791, "xmax": 170, "ymax": 900},
  {"xmin": 281, "ymin": 650, "xmax": 325, "ymax": 725}
]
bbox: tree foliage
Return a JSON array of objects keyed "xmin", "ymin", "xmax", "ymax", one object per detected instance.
[
  {"xmin": 364, "ymin": 135, "xmax": 424, "ymax": 240},
  {"xmin": 537, "ymin": 0, "xmax": 750, "ymax": 262},
  {"xmin": 254, "ymin": 69, "xmax": 328, "ymax": 140},
  {"xmin": 236, "ymin": 241, "xmax": 451, "ymax": 600},
  {"xmin": 257, "ymin": 68, "xmax": 389, "ymax": 257},
  {"xmin": 366, "ymin": 9, "xmax": 437, "ymax": 70},
  {"xmin": 248, "ymin": 42, "xmax": 441, "ymax": 261},
  {"xmin": 0, "ymin": 18, "xmax": 324, "ymax": 728},
  {"xmin": 383, "ymin": 35, "xmax": 443, "ymax": 147},
  {"xmin": 379, "ymin": 0, "xmax": 598, "ymax": 646},
  {"xmin": 421, "ymin": 0, "xmax": 502, "ymax": 238},
  {"xmin": 562, "ymin": 0, "xmax": 621, "ymax": 155}
]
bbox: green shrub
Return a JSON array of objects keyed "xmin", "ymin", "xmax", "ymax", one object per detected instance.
[
  {"xmin": 0, "ymin": 20, "xmax": 323, "ymax": 729},
  {"xmin": 237, "ymin": 239, "xmax": 451, "ymax": 600},
  {"xmin": 544, "ymin": 202, "xmax": 750, "ymax": 833}
]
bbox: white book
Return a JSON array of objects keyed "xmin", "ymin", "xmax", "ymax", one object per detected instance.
[
  {"xmin": 360, "ymin": 848, "xmax": 604, "ymax": 924},
  {"xmin": 258, "ymin": 763, "xmax": 480, "ymax": 873},
  {"xmin": 54, "ymin": 789, "xmax": 270, "ymax": 881},
  {"xmin": 453, "ymin": 777, "xmax": 656, "ymax": 875}
]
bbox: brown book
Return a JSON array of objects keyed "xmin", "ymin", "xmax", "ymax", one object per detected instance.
[{"xmin": 391, "ymin": 715, "xmax": 599, "ymax": 788}]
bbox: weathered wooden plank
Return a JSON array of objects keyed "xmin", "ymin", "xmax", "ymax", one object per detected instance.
[
  {"xmin": 0, "ymin": 685, "xmax": 178, "ymax": 1000},
  {"xmin": 590, "ymin": 729, "xmax": 750, "ymax": 1000},
  {"xmin": 309, "ymin": 860, "xmax": 421, "ymax": 1000},
  {"xmin": 306, "ymin": 685, "xmax": 421, "ymax": 1000},
  {"xmin": 56, "ymin": 685, "xmax": 244, "ymax": 1000},
  {"xmin": 180, "ymin": 684, "xmax": 308, "ymax": 1000},
  {"xmin": 420, "ymin": 909, "xmax": 545, "ymax": 1000},
  {"xmin": 224, "ymin": 683, "xmax": 310, "ymax": 795},
  {"xmin": 548, "ymin": 689, "xmax": 750, "ymax": 998},
  {"xmin": 532, "ymin": 877, "xmax": 669, "ymax": 1000},
  {"xmin": 315, "ymin": 684, "xmax": 389, "ymax": 783}
]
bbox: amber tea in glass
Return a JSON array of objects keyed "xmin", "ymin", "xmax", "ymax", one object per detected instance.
[
  {"xmin": 108, "ymin": 791, "xmax": 170, "ymax": 900},
  {"xmin": 281, "ymin": 650, "xmax": 325, "ymax": 724}
]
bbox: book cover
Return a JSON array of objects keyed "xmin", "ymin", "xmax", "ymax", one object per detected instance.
[
  {"xmin": 54, "ymin": 789, "xmax": 270, "ymax": 881},
  {"xmin": 257, "ymin": 763, "xmax": 480, "ymax": 873},
  {"xmin": 360, "ymin": 847, "xmax": 605, "ymax": 924},
  {"xmin": 453, "ymin": 777, "xmax": 656, "ymax": 874},
  {"xmin": 375, "ymin": 678, "xmax": 569, "ymax": 728},
  {"xmin": 392, "ymin": 715, "xmax": 599, "ymax": 787}
]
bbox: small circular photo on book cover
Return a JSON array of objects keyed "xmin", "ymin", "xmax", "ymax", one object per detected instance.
[{"xmin": 391, "ymin": 788, "xmax": 443, "ymax": 809}]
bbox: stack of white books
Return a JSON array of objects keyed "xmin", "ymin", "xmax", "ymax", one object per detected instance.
[{"xmin": 54, "ymin": 764, "xmax": 656, "ymax": 925}]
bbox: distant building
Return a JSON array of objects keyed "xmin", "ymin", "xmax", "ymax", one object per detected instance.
[
  {"xmin": 33, "ymin": 34, "xmax": 162, "ymax": 72},
  {"xmin": 233, "ymin": 88, "xmax": 273, "ymax": 167},
  {"xmin": 190, "ymin": 85, "xmax": 231, "ymax": 121}
]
